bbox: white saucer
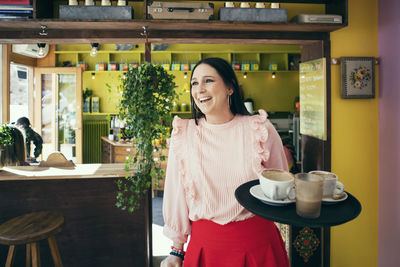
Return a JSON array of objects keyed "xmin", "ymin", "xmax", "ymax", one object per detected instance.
[
  {"xmin": 249, "ymin": 185, "xmax": 295, "ymax": 206},
  {"xmin": 322, "ymin": 192, "xmax": 348, "ymax": 204}
]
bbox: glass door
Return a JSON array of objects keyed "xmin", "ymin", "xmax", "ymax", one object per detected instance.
[{"xmin": 34, "ymin": 67, "xmax": 82, "ymax": 163}]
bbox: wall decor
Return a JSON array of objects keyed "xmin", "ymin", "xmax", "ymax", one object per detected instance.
[{"xmin": 341, "ymin": 57, "xmax": 375, "ymax": 99}]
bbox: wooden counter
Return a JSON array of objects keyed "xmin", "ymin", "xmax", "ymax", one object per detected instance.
[{"xmin": 0, "ymin": 164, "xmax": 151, "ymax": 267}]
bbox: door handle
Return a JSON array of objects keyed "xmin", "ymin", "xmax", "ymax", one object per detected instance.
[{"xmin": 167, "ymin": 7, "xmax": 194, "ymax": 12}]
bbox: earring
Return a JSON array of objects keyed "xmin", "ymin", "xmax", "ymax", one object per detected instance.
[{"xmin": 228, "ymin": 94, "xmax": 232, "ymax": 107}]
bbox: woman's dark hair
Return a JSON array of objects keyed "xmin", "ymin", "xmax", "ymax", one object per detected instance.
[
  {"xmin": 16, "ymin": 117, "xmax": 31, "ymax": 127},
  {"xmin": 1, "ymin": 126, "xmax": 26, "ymax": 166},
  {"xmin": 190, "ymin": 57, "xmax": 250, "ymax": 124}
]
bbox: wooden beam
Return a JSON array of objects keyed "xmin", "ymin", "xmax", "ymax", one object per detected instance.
[
  {"xmin": 10, "ymin": 51, "xmax": 37, "ymax": 66},
  {"xmin": 2, "ymin": 44, "xmax": 10, "ymax": 123}
]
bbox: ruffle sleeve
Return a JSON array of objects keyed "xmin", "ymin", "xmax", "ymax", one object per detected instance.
[
  {"xmin": 163, "ymin": 116, "xmax": 191, "ymax": 244},
  {"xmin": 250, "ymin": 110, "xmax": 288, "ymax": 173}
]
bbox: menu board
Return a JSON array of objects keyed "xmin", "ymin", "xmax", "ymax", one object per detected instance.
[{"xmin": 299, "ymin": 58, "xmax": 327, "ymax": 140}]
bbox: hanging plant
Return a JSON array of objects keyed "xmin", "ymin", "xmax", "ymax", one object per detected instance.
[{"xmin": 116, "ymin": 62, "xmax": 178, "ymax": 213}]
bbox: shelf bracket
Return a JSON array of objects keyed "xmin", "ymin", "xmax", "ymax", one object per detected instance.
[{"xmin": 39, "ymin": 25, "xmax": 48, "ymax": 36}]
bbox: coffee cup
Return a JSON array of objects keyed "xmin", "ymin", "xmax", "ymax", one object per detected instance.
[
  {"xmin": 258, "ymin": 169, "xmax": 295, "ymax": 200},
  {"xmin": 255, "ymin": 2, "xmax": 265, "ymax": 8},
  {"xmin": 294, "ymin": 173, "xmax": 324, "ymax": 219},
  {"xmin": 309, "ymin": 170, "xmax": 344, "ymax": 198}
]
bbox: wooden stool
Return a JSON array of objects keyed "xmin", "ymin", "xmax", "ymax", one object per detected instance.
[{"xmin": 0, "ymin": 211, "xmax": 64, "ymax": 267}]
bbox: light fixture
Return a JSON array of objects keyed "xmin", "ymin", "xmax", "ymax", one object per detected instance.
[
  {"xmin": 123, "ymin": 72, "xmax": 127, "ymax": 79},
  {"xmin": 243, "ymin": 72, "xmax": 247, "ymax": 79},
  {"xmin": 90, "ymin": 43, "xmax": 99, "ymax": 57},
  {"xmin": 184, "ymin": 72, "xmax": 188, "ymax": 79},
  {"xmin": 37, "ymin": 43, "xmax": 46, "ymax": 57},
  {"xmin": 91, "ymin": 72, "xmax": 95, "ymax": 79},
  {"xmin": 271, "ymin": 71, "xmax": 276, "ymax": 79}
]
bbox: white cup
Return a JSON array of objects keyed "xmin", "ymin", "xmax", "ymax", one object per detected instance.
[
  {"xmin": 117, "ymin": 0, "xmax": 126, "ymax": 6},
  {"xmin": 101, "ymin": 0, "xmax": 111, "ymax": 6},
  {"xmin": 270, "ymin": 3, "xmax": 280, "ymax": 8},
  {"xmin": 309, "ymin": 170, "xmax": 344, "ymax": 197},
  {"xmin": 255, "ymin": 2, "xmax": 265, "ymax": 8},
  {"xmin": 85, "ymin": 0, "xmax": 94, "ymax": 6},
  {"xmin": 240, "ymin": 2, "xmax": 250, "ymax": 8},
  {"xmin": 225, "ymin": 2, "xmax": 235, "ymax": 8},
  {"xmin": 108, "ymin": 134, "xmax": 114, "ymax": 141},
  {"xmin": 258, "ymin": 169, "xmax": 295, "ymax": 200}
]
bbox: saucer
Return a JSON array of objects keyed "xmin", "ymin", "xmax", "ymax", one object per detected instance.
[
  {"xmin": 249, "ymin": 185, "xmax": 295, "ymax": 206},
  {"xmin": 322, "ymin": 192, "xmax": 348, "ymax": 204}
]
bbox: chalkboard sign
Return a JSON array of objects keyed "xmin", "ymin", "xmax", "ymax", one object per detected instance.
[{"xmin": 299, "ymin": 58, "xmax": 326, "ymax": 141}]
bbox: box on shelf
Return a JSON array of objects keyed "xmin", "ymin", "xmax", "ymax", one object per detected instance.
[
  {"xmin": 0, "ymin": 0, "xmax": 30, "ymax": 4},
  {"xmin": 59, "ymin": 5, "xmax": 133, "ymax": 20},
  {"xmin": 219, "ymin": 7, "xmax": 287, "ymax": 23},
  {"xmin": 92, "ymin": 97, "xmax": 100, "ymax": 113},
  {"xmin": 290, "ymin": 14, "xmax": 342, "ymax": 24},
  {"xmin": 147, "ymin": 1, "xmax": 214, "ymax": 20}
]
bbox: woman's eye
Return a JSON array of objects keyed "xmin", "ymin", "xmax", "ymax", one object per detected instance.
[
  {"xmin": 191, "ymin": 81, "xmax": 198, "ymax": 86},
  {"xmin": 205, "ymin": 79, "xmax": 214, "ymax": 83}
]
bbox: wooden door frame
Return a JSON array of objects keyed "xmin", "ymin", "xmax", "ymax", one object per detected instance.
[{"xmin": 34, "ymin": 67, "xmax": 83, "ymax": 163}]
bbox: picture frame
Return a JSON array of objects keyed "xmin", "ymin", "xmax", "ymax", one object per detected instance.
[{"xmin": 341, "ymin": 57, "xmax": 375, "ymax": 99}]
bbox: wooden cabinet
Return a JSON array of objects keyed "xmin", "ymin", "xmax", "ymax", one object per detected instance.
[
  {"xmin": 101, "ymin": 136, "xmax": 135, "ymax": 163},
  {"xmin": 0, "ymin": 0, "xmax": 348, "ymax": 43}
]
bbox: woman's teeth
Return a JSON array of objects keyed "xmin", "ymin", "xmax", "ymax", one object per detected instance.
[{"xmin": 199, "ymin": 97, "xmax": 211, "ymax": 103}]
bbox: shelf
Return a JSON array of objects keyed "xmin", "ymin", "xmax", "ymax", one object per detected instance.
[{"xmin": 0, "ymin": 19, "xmax": 346, "ymax": 44}]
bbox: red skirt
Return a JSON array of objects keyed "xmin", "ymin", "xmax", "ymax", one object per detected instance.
[{"xmin": 184, "ymin": 216, "xmax": 289, "ymax": 267}]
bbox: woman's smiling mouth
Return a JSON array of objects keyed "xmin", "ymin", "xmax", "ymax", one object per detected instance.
[{"xmin": 199, "ymin": 96, "xmax": 212, "ymax": 103}]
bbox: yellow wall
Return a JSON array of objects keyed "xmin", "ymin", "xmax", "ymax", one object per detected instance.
[{"xmin": 330, "ymin": 0, "xmax": 378, "ymax": 266}]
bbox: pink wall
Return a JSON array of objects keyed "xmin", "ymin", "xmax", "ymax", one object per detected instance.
[{"xmin": 378, "ymin": 0, "xmax": 400, "ymax": 266}]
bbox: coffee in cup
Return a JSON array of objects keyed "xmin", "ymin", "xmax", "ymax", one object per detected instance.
[
  {"xmin": 258, "ymin": 169, "xmax": 295, "ymax": 200},
  {"xmin": 309, "ymin": 170, "xmax": 344, "ymax": 198}
]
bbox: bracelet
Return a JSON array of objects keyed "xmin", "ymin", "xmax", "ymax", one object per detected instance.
[
  {"xmin": 171, "ymin": 246, "xmax": 185, "ymax": 254},
  {"xmin": 170, "ymin": 250, "xmax": 185, "ymax": 260}
]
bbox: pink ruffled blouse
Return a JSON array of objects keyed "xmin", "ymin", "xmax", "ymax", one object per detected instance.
[{"xmin": 163, "ymin": 110, "xmax": 288, "ymax": 244}]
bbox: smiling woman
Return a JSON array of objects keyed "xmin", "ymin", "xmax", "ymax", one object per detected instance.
[{"xmin": 161, "ymin": 57, "xmax": 290, "ymax": 267}]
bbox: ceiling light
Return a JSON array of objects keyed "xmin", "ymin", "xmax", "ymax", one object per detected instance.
[
  {"xmin": 91, "ymin": 72, "xmax": 95, "ymax": 79},
  {"xmin": 243, "ymin": 72, "xmax": 247, "ymax": 79},
  {"xmin": 90, "ymin": 43, "xmax": 99, "ymax": 57},
  {"xmin": 271, "ymin": 71, "xmax": 276, "ymax": 79},
  {"xmin": 184, "ymin": 72, "xmax": 188, "ymax": 79}
]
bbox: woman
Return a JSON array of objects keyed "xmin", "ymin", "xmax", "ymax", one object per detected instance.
[
  {"xmin": 161, "ymin": 58, "xmax": 289, "ymax": 267},
  {"xmin": 1, "ymin": 126, "xmax": 27, "ymax": 166}
]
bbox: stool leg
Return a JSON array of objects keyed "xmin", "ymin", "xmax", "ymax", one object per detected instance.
[
  {"xmin": 31, "ymin": 242, "xmax": 40, "ymax": 267},
  {"xmin": 26, "ymin": 243, "xmax": 31, "ymax": 267},
  {"xmin": 48, "ymin": 236, "xmax": 63, "ymax": 267},
  {"xmin": 5, "ymin": 245, "xmax": 16, "ymax": 267}
]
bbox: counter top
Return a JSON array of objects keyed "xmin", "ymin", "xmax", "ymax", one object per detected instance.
[{"xmin": 0, "ymin": 163, "xmax": 129, "ymax": 181}]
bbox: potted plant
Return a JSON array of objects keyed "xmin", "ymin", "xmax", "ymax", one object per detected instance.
[
  {"xmin": 0, "ymin": 124, "xmax": 15, "ymax": 167},
  {"xmin": 116, "ymin": 62, "xmax": 177, "ymax": 212}
]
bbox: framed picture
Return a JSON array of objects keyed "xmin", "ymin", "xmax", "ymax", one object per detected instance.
[{"xmin": 341, "ymin": 57, "xmax": 375, "ymax": 99}]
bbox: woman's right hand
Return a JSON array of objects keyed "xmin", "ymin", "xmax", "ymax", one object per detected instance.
[{"xmin": 160, "ymin": 255, "xmax": 183, "ymax": 267}]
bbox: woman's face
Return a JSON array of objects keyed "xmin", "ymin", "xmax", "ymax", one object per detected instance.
[{"xmin": 191, "ymin": 63, "xmax": 233, "ymax": 121}]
